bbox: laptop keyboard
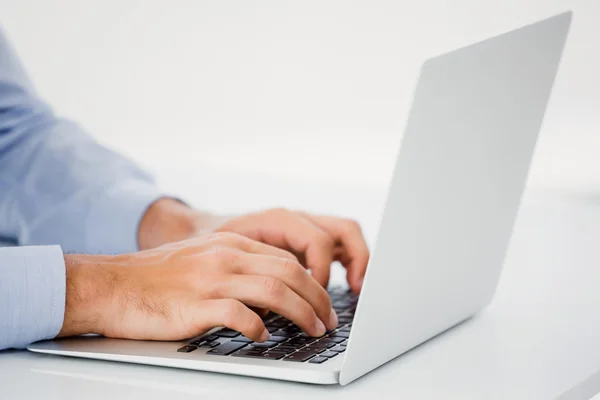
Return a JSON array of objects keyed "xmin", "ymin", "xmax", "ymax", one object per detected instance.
[{"xmin": 177, "ymin": 286, "xmax": 357, "ymax": 364}]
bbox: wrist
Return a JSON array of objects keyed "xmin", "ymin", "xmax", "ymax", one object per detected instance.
[{"xmin": 58, "ymin": 254, "xmax": 123, "ymax": 337}]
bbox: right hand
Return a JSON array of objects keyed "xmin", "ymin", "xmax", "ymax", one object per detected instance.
[{"xmin": 59, "ymin": 233, "xmax": 338, "ymax": 343}]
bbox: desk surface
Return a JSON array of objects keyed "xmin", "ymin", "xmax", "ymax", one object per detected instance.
[{"xmin": 2, "ymin": 186, "xmax": 600, "ymax": 399}]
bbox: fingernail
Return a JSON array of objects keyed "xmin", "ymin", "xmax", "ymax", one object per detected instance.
[
  {"xmin": 328, "ymin": 308, "xmax": 338, "ymax": 329},
  {"xmin": 259, "ymin": 328, "xmax": 270, "ymax": 342},
  {"xmin": 314, "ymin": 319, "xmax": 326, "ymax": 337}
]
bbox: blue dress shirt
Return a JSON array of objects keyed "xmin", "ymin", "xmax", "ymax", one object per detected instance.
[{"xmin": 0, "ymin": 28, "xmax": 162, "ymax": 350}]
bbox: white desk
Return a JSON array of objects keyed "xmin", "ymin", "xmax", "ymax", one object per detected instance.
[{"xmin": 2, "ymin": 182, "xmax": 600, "ymax": 399}]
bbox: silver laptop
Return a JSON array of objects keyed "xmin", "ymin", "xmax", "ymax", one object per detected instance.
[{"xmin": 28, "ymin": 12, "xmax": 571, "ymax": 385}]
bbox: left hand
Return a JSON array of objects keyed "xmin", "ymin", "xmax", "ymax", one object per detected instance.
[
  {"xmin": 208, "ymin": 209, "xmax": 370, "ymax": 294},
  {"xmin": 139, "ymin": 199, "xmax": 370, "ymax": 294}
]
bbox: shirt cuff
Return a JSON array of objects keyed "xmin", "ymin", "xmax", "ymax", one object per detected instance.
[
  {"xmin": 0, "ymin": 245, "xmax": 65, "ymax": 349},
  {"xmin": 85, "ymin": 180, "xmax": 163, "ymax": 254}
]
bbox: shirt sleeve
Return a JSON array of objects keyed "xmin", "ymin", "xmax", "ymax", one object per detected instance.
[
  {"xmin": 0, "ymin": 27, "xmax": 162, "ymax": 254},
  {"xmin": 0, "ymin": 28, "xmax": 163, "ymax": 350},
  {"xmin": 0, "ymin": 245, "xmax": 65, "ymax": 350}
]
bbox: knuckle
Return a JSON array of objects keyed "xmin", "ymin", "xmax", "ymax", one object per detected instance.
[
  {"xmin": 285, "ymin": 259, "xmax": 306, "ymax": 281},
  {"xmin": 208, "ymin": 232, "xmax": 229, "ymax": 242},
  {"xmin": 211, "ymin": 246, "xmax": 240, "ymax": 265},
  {"xmin": 262, "ymin": 277, "xmax": 285, "ymax": 298},
  {"xmin": 215, "ymin": 231, "xmax": 242, "ymax": 244},
  {"xmin": 203, "ymin": 278, "xmax": 223, "ymax": 298}
]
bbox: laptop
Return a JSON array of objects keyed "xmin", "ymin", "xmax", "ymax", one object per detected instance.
[{"xmin": 28, "ymin": 12, "xmax": 572, "ymax": 385}]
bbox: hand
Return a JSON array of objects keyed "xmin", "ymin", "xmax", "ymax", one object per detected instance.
[
  {"xmin": 208, "ymin": 209, "xmax": 370, "ymax": 294},
  {"xmin": 138, "ymin": 199, "xmax": 370, "ymax": 294},
  {"xmin": 59, "ymin": 233, "xmax": 338, "ymax": 342}
]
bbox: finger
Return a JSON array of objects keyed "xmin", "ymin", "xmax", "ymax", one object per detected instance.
[
  {"xmin": 217, "ymin": 232, "xmax": 299, "ymax": 262},
  {"xmin": 255, "ymin": 209, "xmax": 336, "ymax": 289},
  {"xmin": 213, "ymin": 274, "xmax": 327, "ymax": 337},
  {"xmin": 301, "ymin": 214, "xmax": 370, "ymax": 293},
  {"xmin": 235, "ymin": 253, "xmax": 337, "ymax": 330},
  {"xmin": 191, "ymin": 299, "xmax": 270, "ymax": 342}
]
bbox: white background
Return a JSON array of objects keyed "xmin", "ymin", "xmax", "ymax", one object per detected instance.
[
  {"xmin": 0, "ymin": 0, "xmax": 599, "ymax": 199},
  {"xmin": 2, "ymin": 4, "xmax": 600, "ymax": 397}
]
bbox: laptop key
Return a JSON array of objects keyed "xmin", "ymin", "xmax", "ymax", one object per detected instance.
[
  {"xmin": 283, "ymin": 351, "xmax": 316, "ymax": 362},
  {"xmin": 231, "ymin": 336, "xmax": 254, "ymax": 343},
  {"xmin": 309, "ymin": 356, "xmax": 329, "ymax": 364},
  {"xmin": 235, "ymin": 348, "xmax": 266, "ymax": 356},
  {"xmin": 272, "ymin": 346, "xmax": 296, "ymax": 354},
  {"xmin": 267, "ymin": 321, "xmax": 289, "ymax": 329},
  {"xmin": 283, "ymin": 342, "xmax": 306, "ymax": 348},
  {"xmin": 331, "ymin": 331, "xmax": 350, "ymax": 338},
  {"xmin": 232, "ymin": 350, "xmax": 267, "ymax": 359},
  {"xmin": 320, "ymin": 351, "xmax": 339, "ymax": 358},
  {"xmin": 268, "ymin": 336, "xmax": 288, "ymax": 343},
  {"xmin": 262, "ymin": 312, "xmax": 278, "ymax": 321},
  {"xmin": 288, "ymin": 337, "xmax": 315, "ymax": 346},
  {"xmin": 248, "ymin": 341, "xmax": 277, "ymax": 348},
  {"xmin": 297, "ymin": 332, "xmax": 320, "ymax": 339},
  {"xmin": 321, "ymin": 337, "xmax": 345, "ymax": 344},
  {"xmin": 333, "ymin": 301, "xmax": 351, "ymax": 308},
  {"xmin": 301, "ymin": 346, "xmax": 325, "ymax": 354},
  {"xmin": 297, "ymin": 333, "xmax": 324, "ymax": 341},
  {"xmin": 200, "ymin": 341, "xmax": 221, "ymax": 348},
  {"xmin": 260, "ymin": 351, "xmax": 287, "ymax": 360},
  {"xmin": 177, "ymin": 345, "xmax": 197, "ymax": 353},
  {"xmin": 270, "ymin": 330, "xmax": 294, "ymax": 338},
  {"xmin": 214, "ymin": 329, "xmax": 240, "ymax": 338},
  {"xmin": 311, "ymin": 340, "xmax": 336, "ymax": 348},
  {"xmin": 303, "ymin": 341, "xmax": 329, "ymax": 349},
  {"xmin": 234, "ymin": 349, "xmax": 264, "ymax": 355},
  {"xmin": 330, "ymin": 346, "xmax": 346, "ymax": 352},
  {"xmin": 206, "ymin": 341, "xmax": 247, "ymax": 355}
]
